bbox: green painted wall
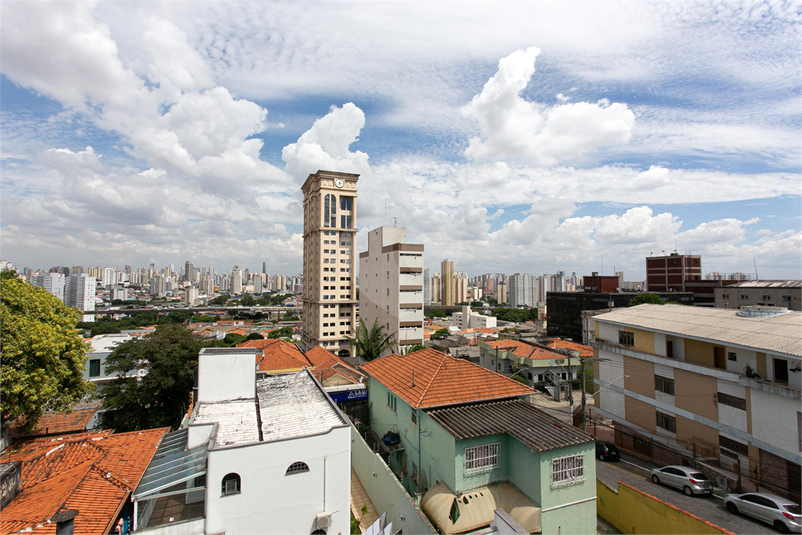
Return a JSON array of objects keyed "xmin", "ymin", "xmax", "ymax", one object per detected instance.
[
  {"xmin": 536, "ymin": 442, "xmax": 597, "ymax": 534},
  {"xmin": 453, "ymin": 434, "xmax": 509, "ymax": 492}
]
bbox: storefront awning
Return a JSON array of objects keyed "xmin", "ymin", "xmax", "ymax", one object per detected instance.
[{"xmin": 421, "ymin": 481, "xmax": 541, "ymax": 534}]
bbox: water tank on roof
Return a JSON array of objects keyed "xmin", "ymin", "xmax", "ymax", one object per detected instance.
[{"xmin": 736, "ymin": 306, "xmax": 790, "ymax": 318}]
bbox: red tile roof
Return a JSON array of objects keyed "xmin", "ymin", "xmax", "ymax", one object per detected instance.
[
  {"xmin": 7, "ymin": 409, "xmax": 98, "ymax": 439},
  {"xmin": 542, "ymin": 338, "xmax": 593, "ymax": 358},
  {"xmin": 361, "ymin": 349, "xmax": 532, "ymax": 409},
  {"xmin": 484, "ymin": 339, "xmax": 569, "ymax": 360},
  {"xmin": 0, "ymin": 427, "xmax": 168, "ymax": 535},
  {"xmin": 239, "ymin": 339, "xmax": 311, "ymax": 371},
  {"xmin": 305, "ymin": 346, "xmax": 364, "ymax": 384}
]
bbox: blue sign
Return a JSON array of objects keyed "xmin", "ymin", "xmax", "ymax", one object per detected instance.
[{"xmin": 329, "ymin": 388, "xmax": 368, "ymax": 402}]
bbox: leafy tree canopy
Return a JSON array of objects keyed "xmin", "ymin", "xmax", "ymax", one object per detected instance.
[
  {"xmin": 101, "ymin": 324, "xmax": 217, "ymax": 431},
  {"xmin": 627, "ymin": 293, "xmax": 665, "ymax": 307},
  {"xmin": 431, "ymin": 328, "xmax": 450, "ymax": 340},
  {"xmin": 347, "ymin": 319, "xmax": 396, "ymax": 361},
  {"xmin": 470, "ymin": 300, "xmax": 484, "ymax": 307},
  {"xmin": 222, "ymin": 333, "xmax": 247, "ymax": 346},
  {"xmin": 267, "ymin": 326, "xmax": 294, "ymax": 339},
  {"xmin": 208, "ymin": 294, "xmax": 230, "ymax": 306},
  {"xmin": 1, "ymin": 276, "xmax": 92, "ymax": 431},
  {"xmin": 494, "ymin": 307, "xmax": 538, "ymax": 323},
  {"xmin": 246, "ymin": 332, "xmax": 265, "ymax": 340},
  {"xmin": 428, "ymin": 309, "xmax": 446, "ymax": 318}
]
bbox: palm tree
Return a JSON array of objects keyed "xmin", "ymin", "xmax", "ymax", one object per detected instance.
[{"xmin": 347, "ymin": 319, "xmax": 396, "ymax": 362}]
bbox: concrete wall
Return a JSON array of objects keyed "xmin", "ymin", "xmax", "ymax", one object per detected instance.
[
  {"xmin": 351, "ymin": 425, "xmax": 436, "ymax": 534},
  {"xmin": 197, "ymin": 349, "xmax": 256, "ymax": 402},
  {"xmin": 204, "ymin": 425, "xmax": 351, "ymax": 535},
  {"xmin": 597, "ymin": 480, "xmax": 733, "ymax": 535}
]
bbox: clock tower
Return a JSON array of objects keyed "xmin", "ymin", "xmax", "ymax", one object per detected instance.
[{"xmin": 300, "ymin": 170, "xmax": 359, "ymax": 356}]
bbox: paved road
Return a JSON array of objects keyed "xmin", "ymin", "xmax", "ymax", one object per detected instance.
[{"xmin": 596, "ymin": 453, "xmax": 779, "ymax": 534}]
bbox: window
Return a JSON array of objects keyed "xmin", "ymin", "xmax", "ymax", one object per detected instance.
[
  {"xmin": 551, "ymin": 454, "xmax": 585, "ymax": 488},
  {"xmin": 387, "ymin": 392, "xmax": 397, "ymax": 413},
  {"xmin": 324, "ymin": 194, "xmax": 337, "ymax": 227},
  {"xmin": 285, "ymin": 461, "xmax": 310, "ymax": 475},
  {"xmin": 411, "ymin": 409, "xmax": 418, "ymax": 426},
  {"xmin": 222, "ymin": 473, "xmax": 241, "ymax": 495},
  {"xmin": 89, "ymin": 359, "xmax": 101, "ymax": 378},
  {"xmin": 618, "ymin": 331, "xmax": 634, "ymax": 346},
  {"xmin": 740, "ymin": 294, "xmax": 749, "ymax": 300},
  {"xmin": 656, "ymin": 411, "xmax": 677, "ymax": 433},
  {"xmin": 655, "ymin": 376, "xmax": 674, "ymax": 395},
  {"xmin": 464, "ymin": 443, "xmax": 499, "ymax": 475},
  {"xmin": 340, "ymin": 196, "xmax": 352, "ymax": 211},
  {"xmin": 763, "ymin": 295, "xmax": 772, "ymax": 301},
  {"xmin": 717, "ymin": 392, "xmax": 746, "ymax": 410},
  {"xmin": 722, "ymin": 293, "xmax": 730, "ymax": 299},
  {"xmin": 783, "ymin": 295, "xmax": 791, "ymax": 301},
  {"xmin": 340, "ymin": 215, "xmax": 352, "ymax": 229},
  {"xmin": 728, "ymin": 352, "xmax": 737, "ymax": 362}
]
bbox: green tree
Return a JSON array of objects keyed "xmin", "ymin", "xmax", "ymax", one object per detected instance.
[
  {"xmin": 401, "ymin": 343, "xmax": 425, "ymax": 354},
  {"xmin": 627, "ymin": 293, "xmax": 665, "ymax": 307},
  {"xmin": 428, "ymin": 309, "xmax": 446, "ymax": 318},
  {"xmin": 208, "ymin": 294, "xmax": 230, "ymax": 306},
  {"xmin": 222, "ymin": 333, "xmax": 247, "ymax": 346},
  {"xmin": 268, "ymin": 326, "xmax": 294, "ymax": 339},
  {"xmin": 347, "ymin": 319, "xmax": 396, "ymax": 361},
  {"xmin": 246, "ymin": 332, "xmax": 265, "ymax": 340},
  {"xmin": 1, "ymin": 274, "xmax": 92, "ymax": 431},
  {"xmin": 240, "ymin": 293, "xmax": 255, "ymax": 306},
  {"xmin": 431, "ymin": 328, "xmax": 450, "ymax": 340},
  {"xmin": 101, "ymin": 324, "xmax": 217, "ymax": 431}
]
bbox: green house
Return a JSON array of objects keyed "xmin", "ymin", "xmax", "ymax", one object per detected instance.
[{"xmin": 362, "ymin": 349, "xmax": 596, "ymax": 534}]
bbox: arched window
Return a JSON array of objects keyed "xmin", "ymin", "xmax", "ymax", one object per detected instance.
[
  {"xmin": 222, "ymin": 473, "xmax": 241, "ymax": 495},
  {"xmin": 286, "ymin": 461, "xmax": 310, "ymax": 475},
  {"xmin": 324, "ymin": 194, "xmax": 337, "ymax": 227}
]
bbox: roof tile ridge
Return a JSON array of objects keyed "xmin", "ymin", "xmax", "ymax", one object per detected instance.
[
  {"xmin": 87, "ymin": 463, "xmax": 131, "ymax": 491},
  {"xmin": 415, "ymin": 351, "xmax": 448, "ymax": 408}
]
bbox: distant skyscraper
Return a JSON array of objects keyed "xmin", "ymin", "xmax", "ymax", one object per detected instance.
[
  {"xmin": 509, "ymin": 273, "xmax": 535, "ymax": 308},
  {"xmin": 65, "ymin": 274, "xmax": 96, "ymax": 322},
  {"xmin": 184, "ymin": 261, "xmax": 195, "ymax": 282},
  {"xmin": 232, "ymin": 266, "xmax": 243, "ymax": 295},
  {"xmin": 262, "ymin": 261, "xmax": 267, "ymax": 274},
  {"xmin": 440, "ymin": 259, "xmax": 455, "ymax": 306},
  {"xmin": 33, "ymin": 272, "xmax": 65, "ymax": 302},
  {"xmin": 423, "ymin": 268, "xmax": 431, "ymax": 305},
  {"xmin": 301, "ymin": 170, "xmax": 359, "ymax": 357}
]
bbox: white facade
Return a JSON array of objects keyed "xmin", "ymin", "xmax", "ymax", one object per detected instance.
[
  {"xmin": 134, "ymin": 347, "xmax": 351, "ymax": 535},
  {"xmin": 65, "ymin": 274, "xmax": 96, "ymax": 322},
  {"xmin": 452, "ymin": 305, "xmax": 498, "ymax": 330},
  {"xmin": 359, "ymin": 226, "xmax": 424, "ymax": 353},
  {"xmin": 32, "ymin": 272, "xmax": 65, "ymax": 302},
  {"xmin": 509, "ymin": 273, "xmax": 535, "ymax": 308}
]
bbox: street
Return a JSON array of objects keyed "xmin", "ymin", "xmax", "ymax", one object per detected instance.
[{"xmin": 595, "ymin": 451, "xmax": 780, "ymax": 535}]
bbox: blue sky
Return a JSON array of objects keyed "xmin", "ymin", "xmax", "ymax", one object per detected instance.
[{"xmin": 1, "ymin": 1, "xmax": 800, "ymax": 281}]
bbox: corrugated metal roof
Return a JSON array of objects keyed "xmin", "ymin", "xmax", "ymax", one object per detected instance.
[
  {"xmin": 594, "ymin": 304, "xmax": 802, "ymax": 357},
  {"xmin": 728, "ymin": 280, "xmax": 802, "ymax": 289},
  {"xmin": 426, "ymin": 399, "xmax": 593, "ymax": 452}
]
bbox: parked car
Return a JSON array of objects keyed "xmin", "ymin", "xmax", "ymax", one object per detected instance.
[
  {"xmin": 723, "ymin": 492, "xmax": 801, "ymax": 533},
  {"xmin": 649, "ymin": 465, "xmax": 712, "ymax": 496},
  {"xmin": 595, "ymin": 441, "xmax": 620, "ymax": 462}
]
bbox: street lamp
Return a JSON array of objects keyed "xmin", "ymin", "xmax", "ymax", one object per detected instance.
[{"xmin": 581, "ymin": 374, "xmax": 629, "ymax": 432}]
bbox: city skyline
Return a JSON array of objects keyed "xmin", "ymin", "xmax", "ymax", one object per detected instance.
[{"xmin": 2, "ymin": 2, "xmax": 800, "ymax": 280}]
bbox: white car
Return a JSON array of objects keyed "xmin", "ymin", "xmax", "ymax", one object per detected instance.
[
  {"xmin": 649, "ymin": 465, "xmax": 712, "ymax": 496},
  {"xmin": 723, "ymin": 492, "xmax": 801, "ymax": 533}
]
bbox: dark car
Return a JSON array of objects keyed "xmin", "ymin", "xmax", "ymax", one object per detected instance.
[{"xmin": 595, "ymin": 441, "xmax": 620, "ymax": 461}]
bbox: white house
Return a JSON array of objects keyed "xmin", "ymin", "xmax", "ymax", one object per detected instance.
[{"xmin": 132, "ymin": 347, "xmax": 352, "ymax": 535}]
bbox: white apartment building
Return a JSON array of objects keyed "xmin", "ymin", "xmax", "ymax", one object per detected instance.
[
  {"xmin": 65, "ymin": 273, "xmax": 96, "ymax": 322},
  {"xmin": 359, "ymin": 226, "xmax": 424, "ymax": 354},
  {"xmin": 132, "ymin": 347, "xmax": 351, "ymax": 535},
  {"xmin": 591, "ymin": 304, "xmax": 801, "ymax": 500},
  {"xmin": 509, "ymin": 273, "xmax": 536, "ymax": 308},
  {"xmin": 452, "ymin": 305, "xmax": 498, "ymax": 330},
  {"xmin": 231, "ymin": 267, "xmax": 243, "ymax": 295},
  {"xmin": 32, "ymin": 272, "xmax": 65, "ymax": 302},
  {"xmin": 301, "ymin": 170, "xmax": 359, "ymax": 358},
  {"xmin": 150, "ymin": 274, "xmax": 166, "ymax": 297}
]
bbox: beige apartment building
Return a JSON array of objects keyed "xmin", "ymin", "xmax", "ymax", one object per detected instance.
[
  {"xmin": 359, "ymin": 226, "xmax": 424, "ymax": 354},
  {"xmin": 301, "ymin": 170, "xmax": 359, "ymax": 358},
  {"xmin": 591, "ymin": 304, "xmax": 801, "ymax": 501},
  {"xmin": 440, "ymin": 259, "xmax": 454, "ymax": 306}
]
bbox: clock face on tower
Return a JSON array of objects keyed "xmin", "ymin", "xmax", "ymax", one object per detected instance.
[{"xmin": 335, "ymin": 179, "xmax": 344, "ymax": 188}]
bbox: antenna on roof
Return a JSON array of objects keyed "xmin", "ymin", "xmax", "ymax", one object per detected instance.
[
  {"xmin": 754, "ymin": 258, "xmax": 759, "ymax": 280},
  {"xmin": 393, "ymin": 217, "xmax": 398, "ymax": 227}
]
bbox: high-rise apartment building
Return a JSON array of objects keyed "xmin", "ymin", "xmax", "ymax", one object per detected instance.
[
  {"xmin": 231, "ymin": 266, "xmax": 243, "ymax": 295},
  {"xmin": 359, "ymin": 226, "xmax": 424, "ymax": 355},
  {"xmin": 509, "ymin": 273, "xmax": 536, "ymax": 308},
  {"xmin": 440, "ymin": 259, "xmax": 455, "ymax": 306},
  {"xmin": 423, "ymin": 268, "xmax": 431, "ymax": 305},
  {"xmin": 301, "ymin": 170, "xmax": 359, "ymax": 357},
  {"xmin": 646, "ymin": 253, "xmax": 702, "ymax": 292},
  {"xmin": 150, "ymin": 275, "xmax": 166, "ymax": 297},
  {"xmin": 65, "ymin": 274, "xmax": 97, "ymax": 322},
  {"xmin": 33, "ymin": 272, "xmax": 66, "ymax": 302}
]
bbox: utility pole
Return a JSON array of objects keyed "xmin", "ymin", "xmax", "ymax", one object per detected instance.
[{"xmin": 581, "ymin": 356, "xmax": 610, "ymax": 432}]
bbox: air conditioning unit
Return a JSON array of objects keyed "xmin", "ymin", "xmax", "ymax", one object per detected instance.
[{"xmin": 315, "ymin": 512, "xmax": 332, "ymax": 529}]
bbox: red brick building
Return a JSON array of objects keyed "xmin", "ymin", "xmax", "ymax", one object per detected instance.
[{"xmin": 646, "ymin": 253, "xmax": 701, "ymax": 292}]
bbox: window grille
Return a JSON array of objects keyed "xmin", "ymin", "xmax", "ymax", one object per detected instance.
[
  {"xmin": 618, "ymin": 331, "xmax": 634, "ymax": 346},
  {"xmin": 464, "ymin": 443, "xmax": 499, "ymax": 475},
  {"xmin": 551, "ymin": 454, "xmax": 585, "ymax": 488},
  {"xmin": 285, "ymin": 461, "xmax": 310, "ymax": 475}
]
